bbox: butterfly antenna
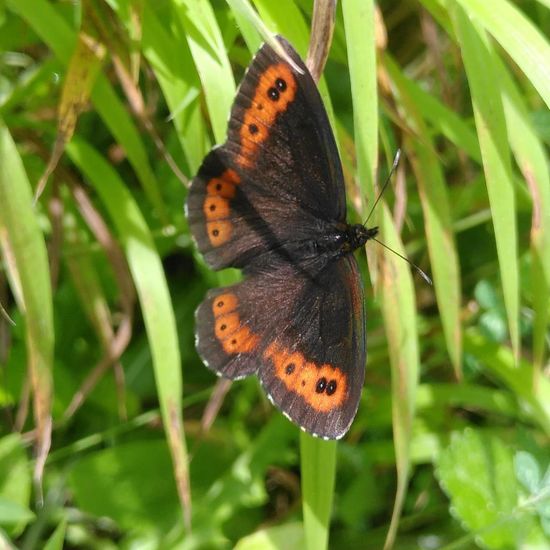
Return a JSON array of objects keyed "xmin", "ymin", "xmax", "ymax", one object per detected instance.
[
  {"xmin": 372, "ymin": 237, "xmax": 432, "ymax": 285},
  {"xmin": 364, "ymin": 149, "xmax": 401, "ymax": 226}
]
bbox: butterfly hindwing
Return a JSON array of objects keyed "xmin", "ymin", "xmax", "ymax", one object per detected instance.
[
  {"xmin": 258, "ymin": 256, "xmax": 366, "ymax": 439},
  {"xmin": 194, "ymin": 255, "xmax": 366, "ymax": 440},
  {"xmin": 185, "ymin": 36, "xmax": 347, "ymax": 271}
]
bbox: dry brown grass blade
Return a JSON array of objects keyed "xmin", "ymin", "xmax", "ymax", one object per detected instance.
[
  {"xmin": 112, "ymin": 54, "xmax": 189, "ymax": 187},
  {"xmin": 63, "ymin": 318, "xmax": 132, "ymax": 419},
  {"xmin": 60, "ymin": 180, "xmax": 136, "ymax": 419},
  {"xmin": 307, "ymin": 0, "xmax": 337, "ymax": 83},
  {"xmin": 201, "ymin": 378, "xmax": 232, "ymax": 434},
  {"xmin": 47, "ymin": 185, "xmax": 64, "ymax": 289},
  {"xmin": 167, "ymin": 400, "xmax": 192, "ymax": 529},
  {"xmin": 35, "ymin": 15, "xmax": 106, "ymax": 201}
]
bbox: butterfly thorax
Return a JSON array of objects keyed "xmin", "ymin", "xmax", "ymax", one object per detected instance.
[{"xmin": 291, "ymin": 223, "xmax": 378, "ymax": 264}]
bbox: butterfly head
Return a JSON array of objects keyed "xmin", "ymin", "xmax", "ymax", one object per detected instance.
[{"xmin": 348, "ymin": 223, "xmax": 378, "ymax": 251}]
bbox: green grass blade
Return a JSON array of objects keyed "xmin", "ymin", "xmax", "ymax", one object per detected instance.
[
  {"xmin": 65, "ymin": 138, "xmax": 190, "ymax": 527},
  {"xmin": 385, "ymin": 55, "xmax": 462, "ymax": 378},
  {"xmin": 0, "ymin": 121, "xmax": 54, "ymax": 489},
  {"xmin": 451, "ymin": 4, "xmax": 520, "ymax": 361},
  {"xmin": 342, "ymin": 0, "xmax": 378, "ymax": 211},
  {"xmin": 497, "ymin": 58, "xmax": 550, "ymax": 375},
  {"xmin": 176, "ymin": 0, "xmax": 236, "ymax": 144},
  {"xmin": 455, "ymin": 0, "xmax": 550, "ymax": 110},
  {"xmin": 403, "ymin": 75, "xmax": 481, "ymax": 163},
  {"xmin": 254, "ymin": 0, "xmax": 311, "ymax": 55},
  {"xmin": 134, "ymin": 2, "xmax": 208, "ymax": 175},
  {"xmin": 300, "ymin": 434, "xmax": 336, "ymax": 550},
  {"xmin": 43, "ymin": 519, "xmax": 66, "ymax": 550},
  {"xmin": 378, "ymin": 205, "xmax": 420, "ymax": 549},
  {"xmin": 227, "ymin": 0, "xmax": 267, "ymax": 53}
]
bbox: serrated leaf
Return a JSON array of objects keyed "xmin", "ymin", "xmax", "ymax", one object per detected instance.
[
  {"xmin": 436, "ymin": 428, "xmax": 520, "ymax": 548},
  {"xmin": 515, "ymin": 451, "xmax": 541, "ymax": 494}
]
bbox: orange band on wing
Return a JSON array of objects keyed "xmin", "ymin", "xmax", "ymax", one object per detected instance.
[
  {"xmin": 264, "ymin": 342, "xmax": 347, "ymax": 412},
  {"xmin": 204, "ymin": 169, "xmax": 241, "ymax": 246},
  {"xmin": 212, "ymin": 292, "xmax": 259, "ymax": 355},
  {"xmin": 237, "ymin": 63, "xmax": 297, "ymax": 167}
]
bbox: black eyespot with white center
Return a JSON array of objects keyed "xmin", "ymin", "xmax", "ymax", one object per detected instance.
[
  {"xmin": 268, "ymin": 87, "xmax": 279, "ymax": 101},
  {"xmin": 315, "ymin": 377, "xmax": 327, "ymax": 394},
  {"xmin": 285, "ymin": 363, "xmax": 295, "ymax": 375},
  {"xmin": 249, "ymin": 123, "xmax": 258, "ymax": 134},
  {"xmin": 275, "ymin": 78, "xmax": 287, "ymax": 92},
  {"xmin": 326, "ymin": 380, "xmax": 337, "ymax": 396}
]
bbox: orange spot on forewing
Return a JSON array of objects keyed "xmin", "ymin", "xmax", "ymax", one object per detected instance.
[
  {"xmin": 223, "ymin": 169, "xmax": 240, "ymax": 185},
  {"xmin": 206, "ymin": 220, "xmax": 232, "ymax": 246},
  {"xmin": 206, "ymin": 178, "xmax": 236, "ymax": 199},
  {"xmin": 204, "ymin": 196, "xmax": 230, "ymax": 220},
  {"xmin": 212, "ymin": 293, "xmax": 238, "ymax": 316},
  {"xmin": 204, "ymin": 170, "xmax": 241, "ymax": 245}
]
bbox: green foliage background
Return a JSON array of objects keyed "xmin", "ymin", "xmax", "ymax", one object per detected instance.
[{"xmin": 0, "ymin": 0, "xmax": 549, "ymax": 548}]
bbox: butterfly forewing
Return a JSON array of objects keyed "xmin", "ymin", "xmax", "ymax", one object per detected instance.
[{"xmin": 186, "ymin": 36, "xmax": 347, "ymax": 271}]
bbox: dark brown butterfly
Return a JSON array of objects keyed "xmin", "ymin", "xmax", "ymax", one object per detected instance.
[{"xmin": 185, "ymin": 36, "xmax": 377, "ymax": 439}]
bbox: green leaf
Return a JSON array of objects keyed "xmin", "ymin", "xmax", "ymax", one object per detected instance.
[
  {"xmin": 436, "ymin": 428, "xmax": 520, "ymax": 548},
  {"xmin": 515, "ymin": 451, "xmax": 541, "ymax": 494},
  {"xmin": 385, "ymin": 54, "xmax": 462, "ymax": 379},
  {"xmin": 124, "ymin": 1, "xmax": 208, "ymax": 174},
  {"xmin": 378, "ymin": 204, "xmax": 420, "ymax": 550},
  {"xmin": 0, "ymin": 498, "xmax": 34, "ymax": 526},
  {"xmin": 342, "ymin": 0, "xmax": 378, "ymax": 211},
  {"xmin": 235, "ymin": 522, "xmax": 304, "ymax": 550},
  {"xmin": 464, "ymin": 329, "xmax": 550, "ymax": 436},
  {"xmin": 69, "ymin": 440, "xmax": 179, "ymax": 530},
  {"xmin": 0, "ymin": 434, "xmax": 32, "ymax": 535},
  {"xmin": 496, "ymin": 53, "xmax": 550, "ymax": 374}
]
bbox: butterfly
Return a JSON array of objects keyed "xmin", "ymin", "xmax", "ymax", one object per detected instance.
[{"xmin": 185, "ymin": 35, "xmax": 378, "ymax": 439}]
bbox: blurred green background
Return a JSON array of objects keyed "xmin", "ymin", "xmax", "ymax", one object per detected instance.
[{"xmin": 0, "ymin": 0, "xmax": 549, "ymax": 548}]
